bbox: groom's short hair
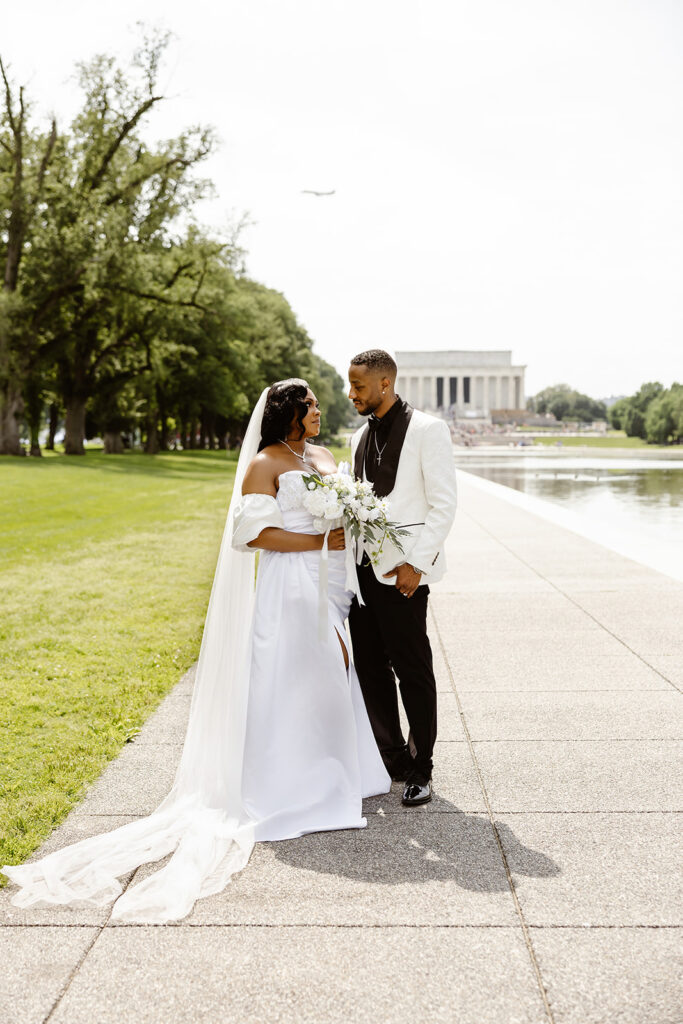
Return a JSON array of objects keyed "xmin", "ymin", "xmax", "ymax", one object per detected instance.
[{"xmin": 350, "ymin": 349, "xmax": 397, "ymax": 379}]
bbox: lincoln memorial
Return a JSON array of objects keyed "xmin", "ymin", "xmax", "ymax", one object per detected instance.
[{"xmin": 394, "ymin": 350, "xmax": 526, "ymax": 417}]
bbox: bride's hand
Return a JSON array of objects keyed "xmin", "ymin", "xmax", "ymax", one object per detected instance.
[{"xmin": 327, "ymin": 528, "xmax": 346, "ymax": 551}]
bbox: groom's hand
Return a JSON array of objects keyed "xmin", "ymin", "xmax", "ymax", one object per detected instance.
[{"xmin": 383, "ymin": 562, "xmax": 422, "ymax": 598}]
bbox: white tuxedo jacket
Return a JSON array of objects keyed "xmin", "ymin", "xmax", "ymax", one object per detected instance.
[{"xmin": 351, "ymin": 408, "xmax": 457, "ymax": 585}]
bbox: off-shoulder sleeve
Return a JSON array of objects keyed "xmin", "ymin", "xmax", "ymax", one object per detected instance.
[{"xmin": 232, "ymin": 492, "xmax": 285, "ymax": 552}]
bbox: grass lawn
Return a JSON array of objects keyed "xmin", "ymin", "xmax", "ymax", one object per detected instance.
[
  {"xmin": 0, "ymin": 449, "xmax": 237, "ymax": 877},
  {"xmin": 532, "ymin": 433, "xmax": 669, "ymax": 449}
]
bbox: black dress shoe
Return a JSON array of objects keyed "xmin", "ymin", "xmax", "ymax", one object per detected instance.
[{"xmin": 402, "ymin": 778, "xmax": 432, "ymax": 806}]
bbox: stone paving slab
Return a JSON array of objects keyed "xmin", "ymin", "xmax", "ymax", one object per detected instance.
[
  {"xmin": 368, "ymin": 744, "xmax": 487, "ymax": 813},
  {"xmin": 76, "ymin": 743, "xmax": 180, "ymax": 815},
  {"xmin": 4, "ymin": 468, "xmax": 682, "ymax": 1024},
  {"xmin": 454, "ymin": 691, "xmax": 683, "ymax": 741},
  {"xmin": 434, "ymin": 568, "xmax": 556, "ymax": 595},
  {"xmin": 497, "ymin": 813, "xmax": 682, "ymax": 926},
  {"xmin": 174, "ymin": 664, "xmax": 196, "ymax": 695},
  {"xmin": 472, "ymin": 740, "xmax": 681, "ymax": 812},
  {"xmin": 438, "ymin": 626, "xmax": 632, "ymax": 661},
  {"xmin": 134, "ymin": 692, "xmax": 192, "ymax": 745},
  {"xmin": 121, "ymin": 813, "xmax": 521, "ymax": 927},
  {"xmin": 446, "ymin": 653, "xmax": 671, "ymax": 692},
  {"xmin": 49, "ymin": 926, "xmax": 549, "ymax": 1024},
  {"xmin": 530, "ymin": 928, "xmax": 683, "ymax": 1024},
  {"xmin": 642, "ymin": 655, "xmax": 683, "ymax": 690},
  {"xmin": 0, "ymin": 926, "xmax": 98, "ymax": 1024},
  {"xmin": 0, "ymin": 815, "xmax": 137, "ymax": 927},
  {"xmin": 612, "ymin": 628, "xmax": 683, "ymax": 657},
  {"xmin": 430, "ymin": 591, "xmax": 596, "ymax": 630},
  {"xmin": 569, "ymin": 588, "xmax": 683, "ymax": 628}
]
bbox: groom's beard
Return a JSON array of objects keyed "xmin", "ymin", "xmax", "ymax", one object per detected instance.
[{"xmin": 354, "ymin": 398, "xmax": 382, "ymax": 417}]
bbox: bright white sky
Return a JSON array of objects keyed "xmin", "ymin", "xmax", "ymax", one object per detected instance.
[{"xmin": 5, "ymin": 0, "xmax": 682, "ymax": 398}]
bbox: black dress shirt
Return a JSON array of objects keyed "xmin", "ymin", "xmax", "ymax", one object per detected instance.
[{"xmin": 364, "ymin": 396, "xmax": 405, "ymax": 483}]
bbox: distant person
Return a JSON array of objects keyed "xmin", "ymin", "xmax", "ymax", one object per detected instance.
[{"xmin": 348, "ymin": 350, "xmax": 458, "ymax": 807}]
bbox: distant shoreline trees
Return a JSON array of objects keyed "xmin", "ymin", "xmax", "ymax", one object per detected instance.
[
  {"xmin": 526, "ymin": 384, "xmax": 607, "ymax": 424},
  {"xmin": 609, "ymin": 383, "xmax": 683, "ymax": 445},
  {"xmin": 0, "ymin": 32, "xmax": 349, "ymax": 456}
]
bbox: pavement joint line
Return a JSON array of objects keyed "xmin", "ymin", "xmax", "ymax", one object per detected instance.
[
  {"xmin": 430, "ymin": 605, "xmax": 557, "ymax": 1024},
  {"xmin": 458, "ymin": 809, "xmax": 682, "ymax": 815},
  {"xmin": 368, "ymin": 806, "xmax": 683, "ymax": 815},
  {"xmin": 41, "ymin": 863, "xmax": 136, "ymax": 1023},
  {"xmin": 460, "ymin": 509, "xmax": 683, "ymax": 696},
  {"xmin": 451, "ymin": 737, "xmax": 683, "ymax": 743},
  {"xmin": 457, "ymin": 688, "xmax": 676, "ymax": 693},
  {"xmin": 3, "ymin": 922, "xmax": 681, "ymax": 929}
]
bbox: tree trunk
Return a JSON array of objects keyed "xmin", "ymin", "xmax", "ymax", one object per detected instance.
[
  {"xmin": 103, "ymin": 430, "xmax": 124, "ymax": 453},
  {"xmin": 144, "ymin": 414, "xmax": 159, "ymax": 453},
  {"xmin": 29, "ymin": 420, "xmax": 42, "ymax": 457},
  {"xmin": 46, "ymin": 402, "xmax": 59, "ymax": 450},
  {"xmin": 64, "ymin": 397, "xmax": 86, "ymax": 455},
  {"xmin": 199, "ymin": 411, "xmax": 207, "ymax": 450},
  {"xmin": 189, "ymin": 418, "xmax": 197, "ymax": 449},
  {"xmin": 25, "ymin": 386, "xmax": 43, "ymax": 457},
  {"xmin": 157, "ymin": 384, "xmax": 168, "ymax": 451},
  {"xmin": 0, "ymin": 383, "xmax": 25, "ymax": 455}
]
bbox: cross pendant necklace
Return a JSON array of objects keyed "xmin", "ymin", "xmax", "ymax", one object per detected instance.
[{"xmin": 374, "ymin": 434, "xmax": 387, "ymax": 466}]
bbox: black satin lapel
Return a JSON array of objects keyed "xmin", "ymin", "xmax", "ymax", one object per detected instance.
[
  {"xmin": 354, "ymin": 425, "xmax": 369, "ymax": 480},
  {"xmin": 372, "ymin": 404, "xmax": 413, "ymax": 497}
]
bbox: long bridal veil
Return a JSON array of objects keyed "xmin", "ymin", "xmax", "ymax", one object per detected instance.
[{"xmin": 2, "ymin": 388, "xmax": 271, "ymax": 923}]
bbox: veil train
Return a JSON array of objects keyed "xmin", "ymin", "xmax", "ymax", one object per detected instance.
[{"xmin": 3, "ymin": 388, "xmax": 271, "ymax": 923}]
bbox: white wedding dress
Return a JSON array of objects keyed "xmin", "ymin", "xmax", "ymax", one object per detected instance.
[
  {"xmin": 3, "ymin": 446, "xmax": 390, "ymax": 922},
  {"xmin": 235, "ymin": 470, "xmax": 390, "ymax": 840}
]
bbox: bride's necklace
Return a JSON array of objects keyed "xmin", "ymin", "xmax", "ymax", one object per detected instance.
[{"xmin": 280, "ymin": 439, "xmax": 315, "ymax": 469}]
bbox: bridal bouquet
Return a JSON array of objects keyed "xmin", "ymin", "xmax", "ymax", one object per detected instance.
[{"xmin": 302, "ymin": 465, "xmax": 410, "ymax": 564}]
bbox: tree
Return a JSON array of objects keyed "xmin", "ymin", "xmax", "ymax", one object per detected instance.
[
  {"xmin": 644, "ymin": 384, "xmax": 683, "ymax": 444},
  {"xmin": 610, "ymin": 382, "xmax": 665, "ymax": 439},
  {"xmin": 527, "ymin": 384, "xmax": 606, "ymax": 423},
  {"xmin": 0, "ymin": 58, "xmax": 56, "ymax": 454},
  {"xmin": 608, "ymin": 397, "xmax": 630, "ymax": 431},
  {"xmin": 308, "ymin": 355, "xmax": 352, "ymax": 438},
  {"xmin": 39, "ymin": 37, "xmax": 214, "ymax": 454},
  {"xmin": 1, "ymin": 34, "xmax": 349, "ymax": 457}
]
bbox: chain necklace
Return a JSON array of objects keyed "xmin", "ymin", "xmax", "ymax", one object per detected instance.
[
  {"xmin": 373, "ymin": 433, "xmax": 388, "ymax": 466},
  {"xmin": 280, "ymin": 439, "xmax": 315, "ymax": 469}
]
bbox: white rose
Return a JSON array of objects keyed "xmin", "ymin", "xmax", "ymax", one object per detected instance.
[
  {"xmin": 305, "ymin": 493, "xmax": 327, "ymax": 516},
  {"xmin": 324, "ymin": 502, "xmax": 343, "ymax": 519}
]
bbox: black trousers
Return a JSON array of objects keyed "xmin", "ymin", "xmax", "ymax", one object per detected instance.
[{"xmin": 349, "ymin": 559, "xmax": 437, "ymax": 778}]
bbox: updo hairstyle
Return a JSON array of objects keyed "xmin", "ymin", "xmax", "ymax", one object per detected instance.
[{"xmin": 258, "ymin": 378, "xmax": 311, "ymax": 452}]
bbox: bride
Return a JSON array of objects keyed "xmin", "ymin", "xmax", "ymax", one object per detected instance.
[{"xmin": 2, "ymin": 379, "xmax": 390, "ymax": 923}]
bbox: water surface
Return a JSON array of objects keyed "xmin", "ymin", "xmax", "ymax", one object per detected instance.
[{"xmin": 457, "ymin": 455, "xmax": 683, "ymax": 581}]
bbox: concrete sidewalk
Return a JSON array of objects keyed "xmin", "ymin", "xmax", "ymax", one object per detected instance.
[{"xmin": 3, "ymin": 473, "xmax": 682, "ymax": 1024}]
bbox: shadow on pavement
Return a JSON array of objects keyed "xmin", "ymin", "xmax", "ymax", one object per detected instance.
[{"xmin": 272, "ymin": 797, "xmax": 560, "ymax": 894}]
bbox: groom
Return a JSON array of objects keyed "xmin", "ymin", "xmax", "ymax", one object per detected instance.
[{"xmin": 348, "ymin": 350, "xmax": 457, "ymax": 806}]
